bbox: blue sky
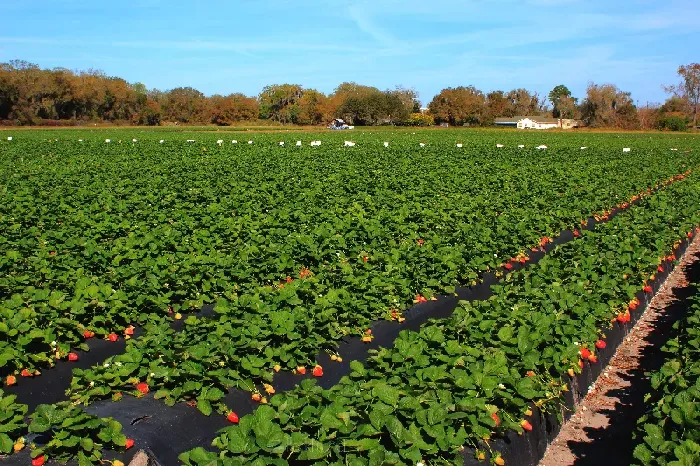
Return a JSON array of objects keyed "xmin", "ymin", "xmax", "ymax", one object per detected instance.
[{"xmin": 1, "ymin": 0, "xmax": 698, "ymax": 106}]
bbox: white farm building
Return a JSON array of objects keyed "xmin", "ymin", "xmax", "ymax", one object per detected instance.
[{"xmin": 494, "ymin": 116, "xmax": 580, "ymax": 130}]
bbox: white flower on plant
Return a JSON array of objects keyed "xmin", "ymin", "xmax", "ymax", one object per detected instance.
[
  {"xmin": 89, "ymin": 381, "xmax": 95, "ymax": 387},
  {"xmin": 150, "ymin": 372, "xmax": 155, "ymax": 377},
  {"xmin": 115, "ymin": 362, "xmax": 122, "ymax": 367},
  {"xmin": 51, "ymin": 341, "xmax": 57, "ymax": 346},
  {"xmin": 498, "ymin": 383, "xmax": 506, "ymax": 389},
  {"xmin": 103, "ymin": 363, "xmax": 110, "ymax": 368},
  {"xmin": 417, "ymin": 462, "xmax": 425, "ymax": 466}
]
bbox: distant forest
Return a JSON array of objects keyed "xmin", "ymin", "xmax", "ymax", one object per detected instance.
[{"xmin": 0, "ymin": 60, "xmax": 697, "ymax": 130}]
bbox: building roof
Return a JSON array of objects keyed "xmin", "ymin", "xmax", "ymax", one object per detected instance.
[{"xmin": 494, "ymin": 116, "xmax": 560, "ymax": 124}]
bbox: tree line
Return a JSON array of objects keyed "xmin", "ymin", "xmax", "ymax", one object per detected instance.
[{"xmin": 1, "ymin": 60, "xmax": 697, "ymax": 130}]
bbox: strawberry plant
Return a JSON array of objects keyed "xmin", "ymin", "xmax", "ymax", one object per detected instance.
[
  {"xmin": 179, "ymin": 166, "xmax": 700, "ymax": 464},
  {"xmin": 632, "ymin": 288, "xmax": 700, "ymax": 466},
  {"xmin": 0, "ymin": 389, "xmax": 28, "ymax": 455},
  {"xmin": 1, "ymin": 129, "xmax": 699, "ymax": 463},
  {"xmin": 28, "ymin": 402, "xmax": 129, "ymax": 465}
]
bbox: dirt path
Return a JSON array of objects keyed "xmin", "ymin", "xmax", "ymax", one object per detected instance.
[{"xmin": 539, "ymin": 237, "xmax": 700, "ymax": 466}]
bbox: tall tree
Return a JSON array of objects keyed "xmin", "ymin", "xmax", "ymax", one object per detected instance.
[
  {"xmin": 485, "ymin": 90, "xmax": 511, "ymax": 119},
  {"xmin": 548, "ymin": 85, "xmax": 577, "ymax": 118},
  {"xmin": 580, "ymin": 83, "xmax": 639, "ymax": 129},
  {"xmin": 507, "ymin": 88, "xmax": 543, "ymax": 116},
  {"xmin": 296, "ymin": 89, "xmax": 328, "ymax": 125},
  {"xmin": 161, "ymin": 87, "xmax": 206, "ymax": 123},
  {"xmin": 665, "ymin": 63, "xmax": 700, "ymax": 129},
  {"xmin": 209, "ymin": 93, "xmax": 259, "ymax": 126},
  {"xmin": 258, "ymin": 84, "xmax": 303, "ymax": 124},
  {"xmin": 428, "ymin": 86, "xmax": 486, "ymax": 126}
]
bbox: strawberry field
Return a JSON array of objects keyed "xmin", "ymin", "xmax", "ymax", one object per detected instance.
[{"xmin": 1, "ymin": 129, "xmax": 699, "ymax": 465}]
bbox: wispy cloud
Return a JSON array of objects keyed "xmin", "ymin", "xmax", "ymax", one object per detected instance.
[{"xmin": 346, "ymin": 4, "xmax": 398, "ymax": 47}]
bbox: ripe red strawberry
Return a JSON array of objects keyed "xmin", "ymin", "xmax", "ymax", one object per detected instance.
[
  {"xmin": 415, "ymin": 295, "xmax": 427, "ymax": 303},
  {"xmin": 629, "ymin": 300, "xmax": 638, "ymax": 311},
  {"xmin": 136, "ymin": 382, "xmax": 149, "ymax": 394},
  {"xmin": 595, "ymin": 340, "xmax": 606, "ymax": 349},
  {"xmin": 297, "ymin": 366, "xmax": 306, "ymax": 375},
  {"xmin": 526, "ymin": 371, "xmax": 535, "ymax": 377},
  {"xmin": 285, "ymin": 276, "xmax": 293, "ymax": 284},
  {"xmin": 32, "ymin": 455, "xmax": 46, "ymax": 466},
  {"xmin": 68, "ymin": 352, "xmax": 79, "ymax": 362},
  {"xmin": 491, "ymin": 413, "xmax": 501, "ymax": 426},
  {"xmin": 573, "ymin": 230, "xmax": 580, "ymax": 237},
  {"xmin": 21, "ymin": 369, "xmax": 32, "ymax": 377},
  {"xmin": 643, "ymin": 285, "xmax": 652, "ymax": 293},
  {"xmin": 124, "ymin": 326, "xmax": 134, "ymax": 336},
  {"xmin": 83, "ymin": 330, "xmax": 94, "ymax": 339},
  {"xmin": 504, "ymin": 263, "xmax": 513, "ymax": 270},
  {"xmin": 227, "ymin": 412, "xmax": 239, "ymax": 423},
  {"xmin": 657, "ymin": 265, "xmax": 664, "ymax": 273},
  {"xmin": 365, "ymin": 329, "xmax": 372, "ymax": 335},
  {"xmin": 108, "ymin": 333, "xmax": 118, "ymax": 342},
  {"xmin": 519, "ymin": 257, "xmax": 526, "ymax": 264},
  {"xmin": 588, "ymin": 354, "xmax": 598, "ymax": 363},
  {"xmin": 520, "ymin": 420, "xmax": 533, "ymax": 431},
  {"xmin": 125, "ymin": 438, "xmax": 135, "ymax": 449},
  {"xmin": 688, "ymin": 231, "xmax": 693, "ymax": 239},
  {"xmin": 6, "ymin": 375, "xmax": 17, "ymax": 386},
  {"xmin": 312, "ymin": 365, "xmax": 323, "ymax": 377},
  {"xmin": 579, "ymin": 348, "xmax": 591, "ymax": 359}
]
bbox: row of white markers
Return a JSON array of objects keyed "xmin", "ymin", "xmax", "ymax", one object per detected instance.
[{"xmin": 1, "ymin": 137, "xmax": 670, "ymax": 152}]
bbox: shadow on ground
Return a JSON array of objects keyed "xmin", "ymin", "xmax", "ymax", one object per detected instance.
[{"xmin": 566, "ymin": 251, "xmax": 700, "ymax": 466}]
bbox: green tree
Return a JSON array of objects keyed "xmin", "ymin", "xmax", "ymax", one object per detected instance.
[
  {"xmin": 258, "ymin": 84, "xmax": 303, "ymax": 124},
  {"xmin": 548, "ymin": 85, "xmax": 578, "ymax": 118}
]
